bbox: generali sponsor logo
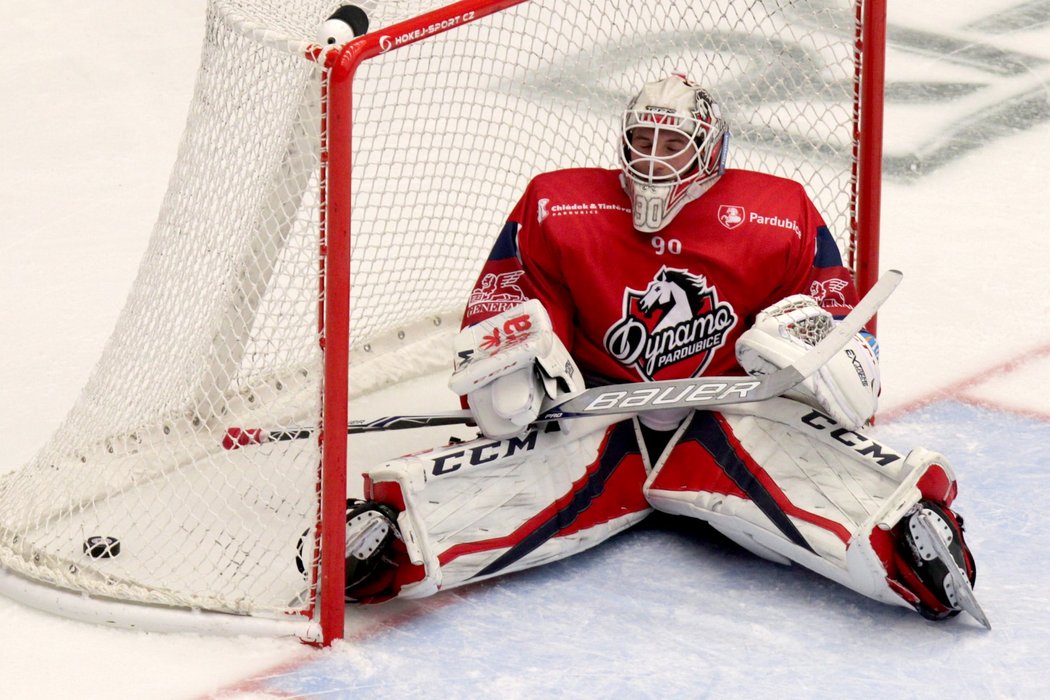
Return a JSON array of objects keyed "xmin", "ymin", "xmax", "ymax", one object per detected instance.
[
  {"xmin": 466, "ymin": 271, "xmax": 528, "ymax": 316},
  {"xmin": 603, "ymin": 266, "xmax": 738, "ymax": 381},
  {"xmin": 809, "ymin": 278, "xmax": 854, "ymax": 310}
]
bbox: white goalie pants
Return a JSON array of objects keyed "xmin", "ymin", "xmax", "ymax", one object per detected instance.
[{"xmin": 363, "ymin": 398, "xmax": 960, "ymax": 610}]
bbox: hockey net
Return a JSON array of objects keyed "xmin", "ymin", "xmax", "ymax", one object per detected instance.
[{"xmin": 0, "ymin": 0, "xmax": 883, "ymax": 642}]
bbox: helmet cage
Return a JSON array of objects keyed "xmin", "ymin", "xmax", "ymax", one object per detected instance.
[
  {"xmin": 620, "ymin": 111, "xmax": 722, "ymax": 187},
  {"xmin": 618, "ymin": 80, "xmax": 729, "ymax": 232}
]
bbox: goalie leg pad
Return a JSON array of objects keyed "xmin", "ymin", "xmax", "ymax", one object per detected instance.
[
  {"xmin": 642, "ymin": 399, "xmax": 976, "ymax": 615},
  {"xmin": 360, "ymin": 414, "xmax": 651, "ymax": 601}
]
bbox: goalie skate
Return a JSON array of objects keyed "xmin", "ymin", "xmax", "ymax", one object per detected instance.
[
  {"xmin": 906, "ymin": 504, "xmax": 990, "ymax": 629},
  {"xmin": 344, "ymin": 500, "xmax": 400, "ymax": 590}
]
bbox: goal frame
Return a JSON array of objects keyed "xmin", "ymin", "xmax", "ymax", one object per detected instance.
[{"xmin": 319, "ymin": 0, "xmax": 886, "ymax": 644}]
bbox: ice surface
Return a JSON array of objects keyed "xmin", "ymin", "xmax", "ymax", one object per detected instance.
[{"xmin": 1, "ymin": 1, "xmax": 1049, "ymax": 698}]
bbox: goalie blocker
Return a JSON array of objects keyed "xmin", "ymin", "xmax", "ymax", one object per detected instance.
[{"xmin": 448, "ymin": 298, "xmax": 583, "ymax": 439}]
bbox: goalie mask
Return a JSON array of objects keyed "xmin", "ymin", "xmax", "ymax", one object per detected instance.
[{"xmin": 620, "ymin": 75, "xmax": 729, "ymax": 232}]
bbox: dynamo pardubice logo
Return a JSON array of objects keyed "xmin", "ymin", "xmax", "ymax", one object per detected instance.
[{"xmin": 604, "ymin": 266, "xmax": 738, "ymax": 380}]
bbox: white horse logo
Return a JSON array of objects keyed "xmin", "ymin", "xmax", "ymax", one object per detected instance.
[{"xmin": 638, "ymin": 268, "xmax": 708, "ymax": 331}]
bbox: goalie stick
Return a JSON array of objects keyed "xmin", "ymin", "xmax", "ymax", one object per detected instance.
[{"xmin": 222, "ymin": 269, "xmax": 902, "ymax": 449}]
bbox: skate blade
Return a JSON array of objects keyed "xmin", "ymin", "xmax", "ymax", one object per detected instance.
[
  {"xmin": 915, "ymin": 512, "xmax": 991, "ymax": 630},
  {"xmin": 346, "ymin": 511, "xmax": 391, "ymax": 560}
]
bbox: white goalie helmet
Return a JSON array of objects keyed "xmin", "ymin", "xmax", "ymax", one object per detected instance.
[{"xmin": 619, "ymin": 74, "xmax": 729, "ymax": 232}]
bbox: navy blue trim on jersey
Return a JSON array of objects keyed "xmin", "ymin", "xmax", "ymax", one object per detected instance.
[
  {"xmin": 813, "ymin": 226, "xmax": 843, "ymax": 269},
  {"xmin": 472, "ymin": 420, "xmax": 640, "ymax": 579},
  {"xmin": 488, "ymin": 221, "xmax": 521, "ymax": 262},
  {"xmin": 685, "ymin": 412, "xmax": 814, "ymax": 553}
]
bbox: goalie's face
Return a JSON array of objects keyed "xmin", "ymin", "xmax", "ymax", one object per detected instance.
[{"xmin": 624, "ymin": 126, "xmax": 699, "ymax": 183}]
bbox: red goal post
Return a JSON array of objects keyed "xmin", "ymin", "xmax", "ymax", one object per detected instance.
[
  {"xmin": 854, "ymin": 0, "xmax": 887, "ymax": 309},
  {"xmin": 0, "ymin": 0, "xmax": 885, "ymax": 647},
  {"xmin": 317, "ymin": 0, "xmax": 531, "ymax": 646}
]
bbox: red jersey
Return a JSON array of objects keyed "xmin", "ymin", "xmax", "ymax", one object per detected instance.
[{"xmin": 463, "ymin": 167, "xmax": 860, "ymax": 385}]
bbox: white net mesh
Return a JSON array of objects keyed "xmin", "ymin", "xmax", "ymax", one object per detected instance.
[{"xmin": 0, "ymin": 0, "xmax": 871, "ymax": 624}]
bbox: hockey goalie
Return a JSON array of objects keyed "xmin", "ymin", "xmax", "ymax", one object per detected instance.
[{"xmin": 341, "ymin": 74, "xmax": 986, "ymax": 627}]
